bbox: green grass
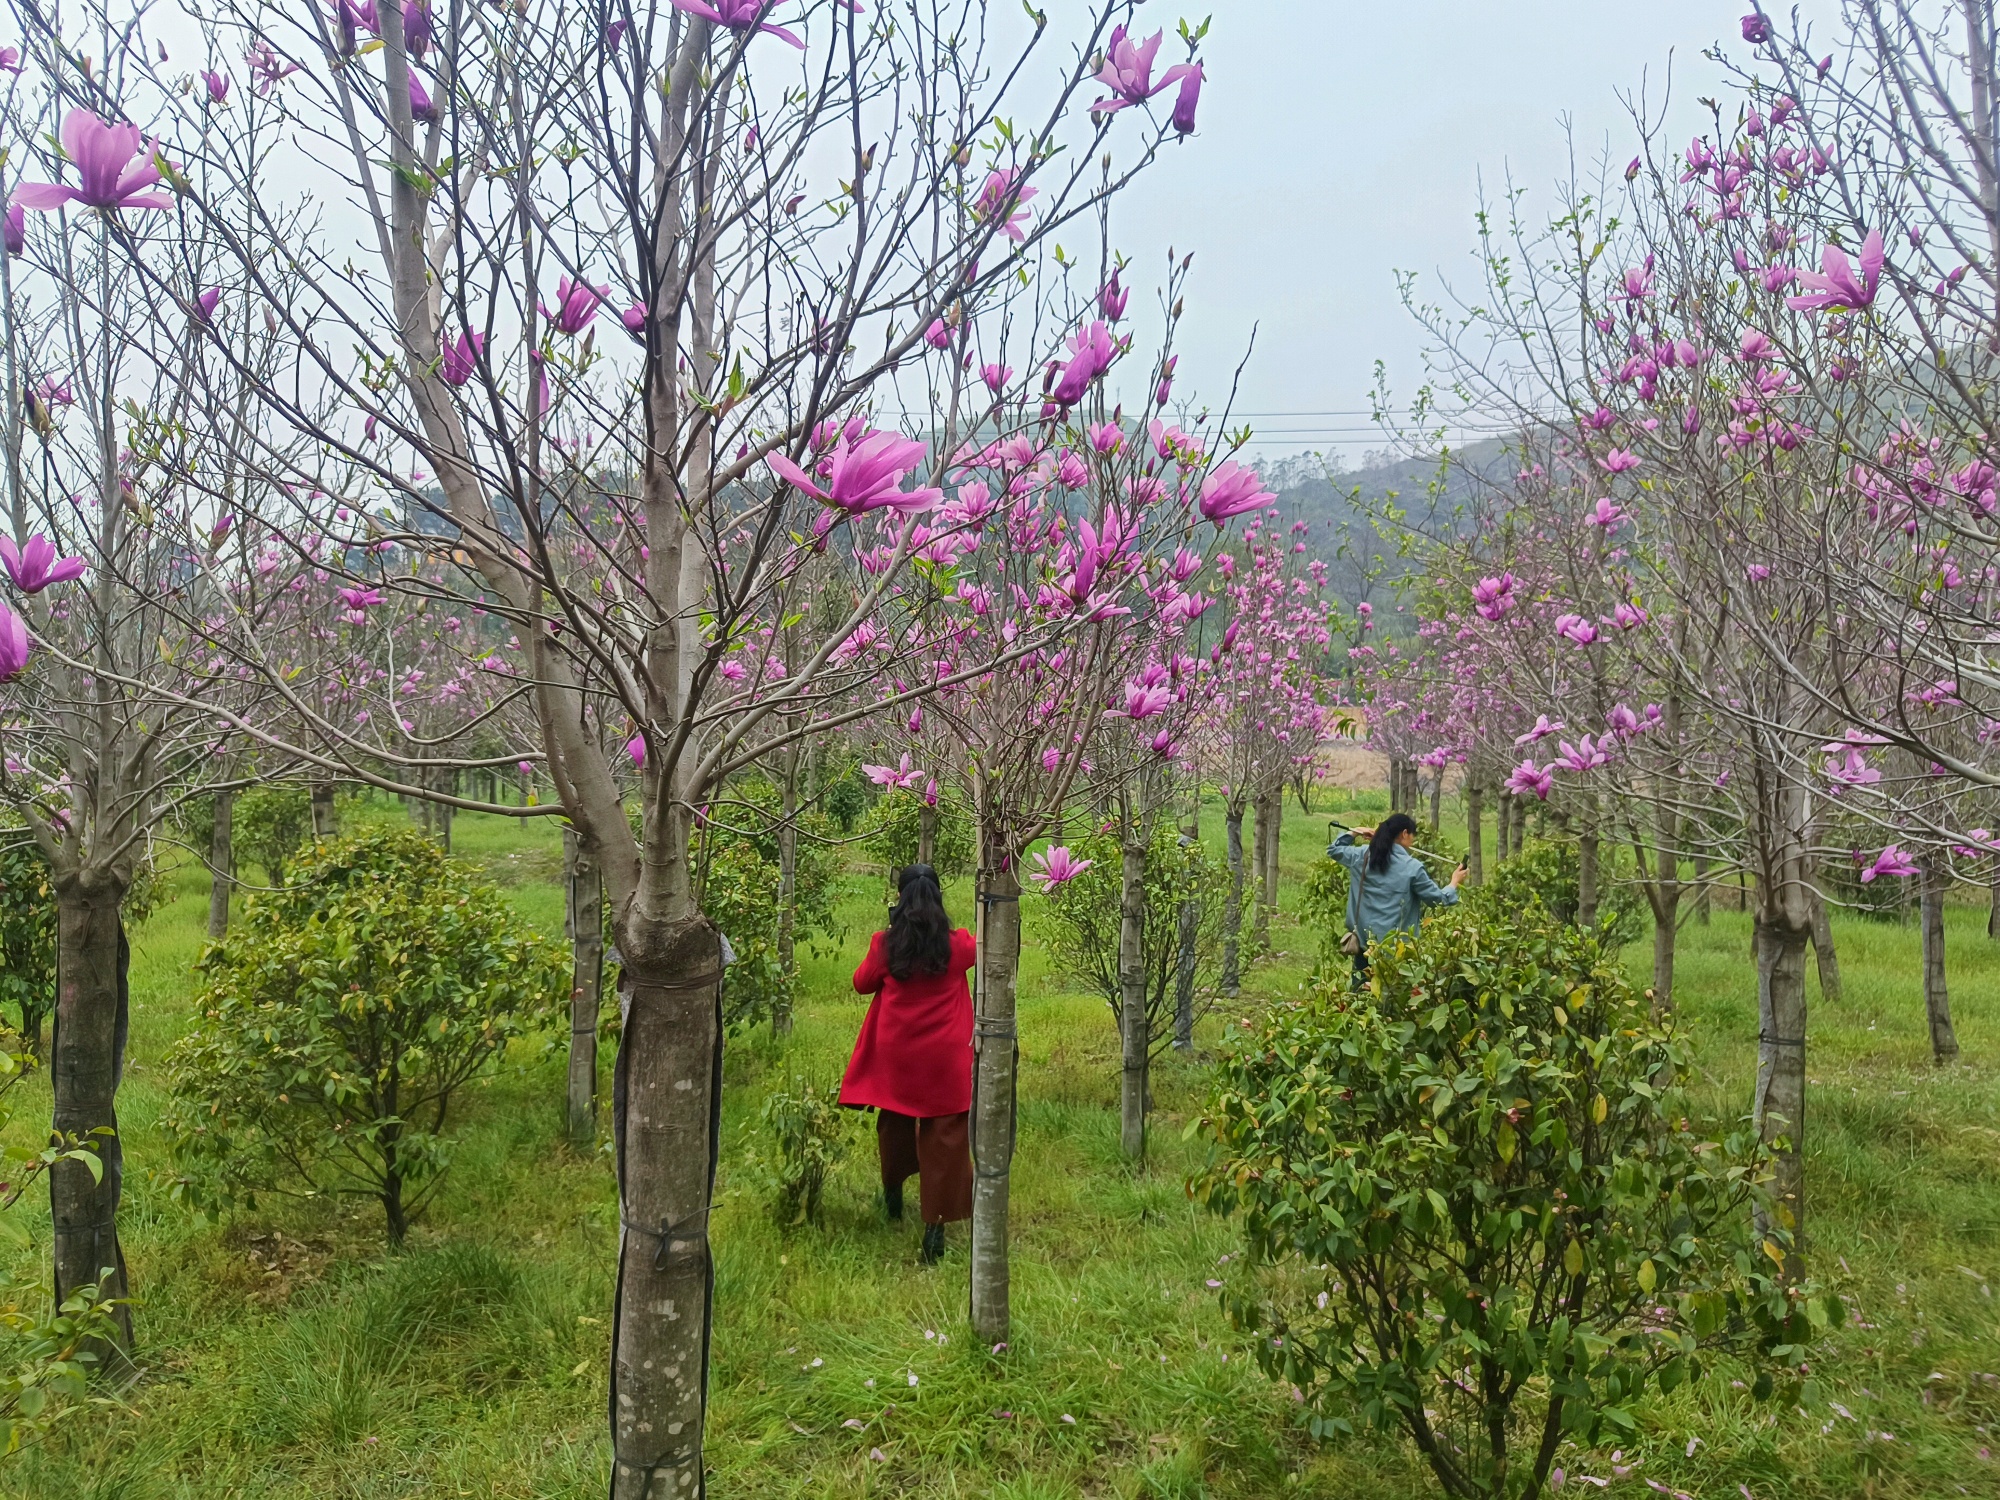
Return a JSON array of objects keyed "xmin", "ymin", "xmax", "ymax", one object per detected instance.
[{"xmin": 2, "ymin": 795, "xmax": 1997, "ymax": 1497}]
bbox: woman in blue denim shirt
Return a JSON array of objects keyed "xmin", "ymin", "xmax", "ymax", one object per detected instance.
[{"xmin": 1327, "ymin": 812, "xmax": 1465, "ymax": 983}]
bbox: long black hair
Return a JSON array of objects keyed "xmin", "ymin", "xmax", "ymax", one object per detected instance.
[
  {"xmin": 886, "ymin": 863, "xmax": 953, "ymax": 979},
  {"xmin": 1368, "ymin": 813, "xmax": 1418, "ymax": 874}
]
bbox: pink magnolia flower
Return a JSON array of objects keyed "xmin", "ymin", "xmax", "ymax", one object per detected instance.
[
  {"xmin": 1472, "ymin": 572, "xmax": 1515, "ymax": 621},
  {"xmin": 1029, "ymin": 844, "xmax": 1092, "ymax": 892},
  {"xmin": 0, "ymin": 534, "xmax": 86, "ymax": 593},
  {"xmin": 973, "ymin": 168, "xmax": 1036, "ymax": 242},
  {"xmin": 1554, "ymin": 735, "xmax": 1611, "ymax": 773},
  {"xmin": 1606, "ymin": 601, "xmax": 1648, "ymax": 630},
  {"xmin": 626, "ymin": 734, "xmax": 647, "ymax": 769},
  {"xmin": 1171, "ymin": 64, "xmax": 1202, "ymax": 135},
  {"xmin": 1554, "ymin": 613, "xmax": 1599, "ymax": 647},
  {"xmin": 1858, "ymin": 844, "xmax": 1919, "ymax": 883},
  {"xmin": 194, "ymin": 286, "xmax": 223, "ymax": 324},
  {"xmin": 1111, "ymin": 680, "xmax": 1173, "ymax": 720},
  {"xmin": 1514, "ymin": 714, "xmax": 1564, "ymax": 746},
  {"xmin": 1586, "ymin": 497, "xmax": 1627, "ymax": 530},
  {"xmin": 767, "ymin": 428, "xmax": 942, "ymax": 515},
  {"xmin": 980, "ymin": 362, "xmax": 1012, "ymax": 393},
  {"xmin": 668, "ymin": 0, "xmax": 807, "ymax": 48},
  {"xmin": 1051, "ymin": 321, "xmax": 1116, "ymax": 406},
  {"xmin": 3, "ymin": 204, "xmax": 21, "ymax": 257},
  {"xmin": 1092, "ymin": 27, "xmax": 1194, "ymax": 114},
  {"xmin": 1741, "ymin": 13, "xmax": 1773, "ymax": 44},
  {"xmin": 1786, "ymin": 229, "xmax": 1884, "ymax": 313},
  {"xmin": 1505, "ymin": 758, "xmax": 1553, "ymax": 800},
  {"xmin": 541, "ymin": 275, "xmax": 608, "ymax": 335},
  {"xmin": 0, "ymin": 602, "xmax": 28, "ymax": 680},
  {"xmin": 1098, "ymin": 273, "xmax": 1129, "ymax": 322},
  {"xmin": 1599, "ymin": 448, "xmax": 1640, "ymax": 474},
  {"xmin": 862, "ymin": 753, "xmax": 923, "ymax": 790},
  {"xmin": 1041, "ymin": 746, "xmax": 1061, "ymax": 773},
  {"xmin": 15, "ymin": 109, "xmax": 173, "ymax": 214},
  {"xmin": 439, "ymin": 330, "xmax": 485, "ymax": 386},
  {"xmin": 1738, "ymin": 329, "xmax": 1778, "ymax": 362},
  {"xmin": 1199, "ymin": 462, "xmax": 1274, "ymax": 525},
  {"xmin": 621, "ymin": 302, "xmax": 648, "ymax": 338},
  {"xmin": 1823, "ymin": 746, "xmax": 1880, "ymax": 790},
  {"xmin": 202, "ymin": 69, "xmax": 231, "ymax": 104}
]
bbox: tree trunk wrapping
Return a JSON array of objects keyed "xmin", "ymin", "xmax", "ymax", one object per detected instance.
[
  {"xmin": 1118, "ymin": 831, "xmax": 1147, "ymax": 1159},
  {"xmin": 1221, "ymin": 808, "xmax": 1244, "ymax": 995},
  {"xmin": 1921, "ymin": 856, "xmax": 1959, "ymax": 1064},
  {"xmin": 207, "ymin": 787, "xmax": 234, "ymax": 940},
  {"xmin": 566, "ymin": 832, "xmax": 606, "ymax": 1147},
  {"xmin": 970, "ymin": 863, "xmax": 1021, "ymax": 1341},
  {"xmin": 1752, "ymin": 914, "xmax": 1809, "ymax": 1281},
  {"xmin": 51, "ymin": 879, "xmax": 134, "ymax": 1357},
  {"xmin": 609, "ymin": 918, "xmax": 723, "ymax": 1500}
]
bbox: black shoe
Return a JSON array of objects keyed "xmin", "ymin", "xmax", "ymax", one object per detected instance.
[
  {"xmin": 921, "ymin": 1222, "xmax": 945, "ymax": 1264},
  {"xmin": 883, "ymin": 1183, "xmax": 904, "ymax": 1222}
]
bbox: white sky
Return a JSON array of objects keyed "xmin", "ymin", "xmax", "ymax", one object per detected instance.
[{"xmin": 1114, "ymin": 0, "xmax": 1844, "ymax": 467}]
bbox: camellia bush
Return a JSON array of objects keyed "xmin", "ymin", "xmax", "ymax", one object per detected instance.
[
  {"xmin": 1189, "ymin": 903, "xmax": 1836, "ymax": 1500},
  {"xmin": 163, "ymin": 830, "xmax": 565, "ymax": 1244}
]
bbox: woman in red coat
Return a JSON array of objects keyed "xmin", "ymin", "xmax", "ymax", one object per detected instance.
[{"xmin": 839, "ymin": 863, "xmax": 974, "ymax": 1264}]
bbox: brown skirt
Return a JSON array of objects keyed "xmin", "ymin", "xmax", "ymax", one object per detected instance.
[{"xmin": 876, "ymin": 1109, "xmax": 972, "ymax": 1225}]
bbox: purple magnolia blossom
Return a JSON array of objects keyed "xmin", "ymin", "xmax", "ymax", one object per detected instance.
[
  {"xmin": 1741, "ymin": 13, "xmax": 1772, "ymax": 43},
  {"xmin": 1111, "ymin": 679, "xmax": 1172, "ymax": 720},
  {"xmin": 1785, "ymin": 229, "xmax": 1884, "ymax": 313},
  {"xmin": 1599, "ymin": 448, "xmax": 1640, "ymax": 474},
  {"xmin": 980, "ymin": 362, "xmax": 1012, "ymax": 394},
  {"xmin": 1198, "ymin": 461, "xmax": 1273, "ymax": 525},
  {"xmin": 1587, "ymin": 496, "xmax": 1628, "ymax": 529},
  {"xmin": 439, "ymin": 330, "xmax": 485, "ymax": 386},
  {"xmin": 194, "ymin": 287, "xmax": 223, "ymax": 324},
  {"xmin": 1098, "ymin": 272, "xmax": 1128, "ymax": 321},
  {"xmin": 669, "ymin": 0, "xmax": 806, "ymax": 49},
  {"xmin": 0, "ymin": 602, "xmax": 28, "ymax": 681},
  {"xmin": 0, "ymin": 47, "xmax": 21, "ymax": 75},
  {"xmin": 862, "ymin": 753, "xmax": 923, "ymax": 790},
  {"xmin": 3, "ymin": 204, "xmax": 22, "ymax": 257},
  {"xmin": 621, "ymin": 301, "xmax": 647, "ymax": 338},
  {"xmin": 1513, "ymin": 715, "xmax": 1563, "ymax": 746},
  {"xmin": 15, "ymin": 109, "xmax": 173, "ymax": 214},
  {"xmin": 1154, "ymin": 353, "xmax": 1177, "ymax": 406},
  {"xmin": 766, "ymin": 427, "xmax": 942, "ymax": 515},
  {"xmin": 1738, "ymin": 329, "xmax": 1778, "ymax": 361},
  {"xmin": 202, "ymin": 69, "xmax": 231, "ymax": 104},
  {"xmin": 626, "ymin": 734, "xmax": 647, "ymax": 769},
  {"xmin": 1858, "ymin": 844, "xmax": 1919, "ymax": 883},
  {"xmin": 1554, "ymin": 735, "xmax": 1611, "ymax": 773},
  {"xmin": 1504, "ymin": 759, "xmax": 1552, "ymax": 800},
  {"xmin": 0, "ymin": 534, "xmax": 86, "ymax": 593},
  {"xmin": 1093, "ymin": 27, "xmax": 1193, "ymax": 114},
  {"xmin": 408, "ymin": 72, "xmax": 439, "ymax": 123},
  {"xmin": 1050, "ymin": 320, "xmax": 1115, "ymax": 406},
  {"xmin": 1029, "ymin": 844, "xmax": 1092, "ymax": 891},
  {"xmin": 1472, "ymin": 572, "xmax": 1515, "ymax": 621},
  {"xmin": 1172, "ymin": 63, "xmax": 1202, "ymax": 135},
  {"xmin": 924, "ymin": 318, "xmax": 953, "ymax": 350},
  {"xmin": 973, "ymin": 168, "xmax": 1036, "ymax": 242},
  {"xmin": 541, "ymin": 275, "xmax": 607, "ymax": 335},
  {"xmin": 247, "ymin": 40, "xmax": 301, "ymax": 94},
  {"xmin": 1554, "ymin": 612, "xmax": 1599, "ymax": 647}
]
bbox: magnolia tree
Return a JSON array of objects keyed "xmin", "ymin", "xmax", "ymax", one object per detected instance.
[{"xmin": 10, "ymin": 0, "xmax": 1229, "ymax": 1479}]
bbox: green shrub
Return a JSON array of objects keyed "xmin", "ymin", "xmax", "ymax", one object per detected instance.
[
  {"xmin": 1032, "ymin": 822, "xmax": 1227, "ymax": 1053},
  {"xmin": 1480, "ymin": 837, "xmax": 1644, "ymax": 947},
  {"xmin": 1190, "ymin": 902, "xmax": 1833, "ymax": 1499},
  {"xmin": 822, "ymin": 770, "xmax": 871, "ymax": 834},
  {"xmin": 745, "ymin": 1077, "xmax": 849, "ymax": 1227},
  {"xmin": 234, "ymin": 785, "xmax": 314, "ymax": 886},
  {"xmin": 861, "ymin": 787, "xmax": 973, "ymax": 878},
  {"xmin": 0, "ymin": 843, "xmax": 55, "ymax": 1050},
  {"xmin": 162, "ymin": 829, "xmax": 565, "ymax": 1244}
]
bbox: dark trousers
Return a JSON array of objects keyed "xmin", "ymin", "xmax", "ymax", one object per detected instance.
[{"xmin": 877, "ymin": 1109, "xmax": 972, "ymax": 1225}]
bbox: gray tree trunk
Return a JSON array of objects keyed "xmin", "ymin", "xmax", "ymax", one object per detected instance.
[
  {"xmin": 1989, "ymin": 863, "xmax": 2000, "ymax": 940},
  {"xmin": 970, "ymin": 859, "xmax": 1021, "ymax": 1341},
  {"xmin": 1251, "ymin": 794, "xmax": 1273, "ymax": 947},
  {"xmin": 310, "ymin": 780, "xmax": 338, "ymax": 839},
  {"xmin": 1221, "ymin": 806, "xmax": 1244, "ymax": 995},
  {"xmin": 1577, "ymin": 818, "xmax": 1600, "ymax": 929},
  {"xmin": 206, "ymin": 787, "xmax": 235, "ymax": 939},
  {"xmin": 1263, "ymin": 793, "xmax": 1283, "ymax": 931},
  {"xmin": 1427, "ymin": 767, "xmax": 1442, "ymax": 832},
  {"xmin": 51, "ymin": 877, "xmax": 135, "ymax": 1362},
  {"xmin": 1808, "ymin": 887, "xmax": 1843, "ymax": 1006},
  {"xmin": 1921, "ymin": 856, "xmax": 1959, "ymax": 1064},
  {"xmin": 1118, "ymin": 815, "xmax": 1148, "ymax": 1159},
  {"xmin": 1173, "ymin": 890, "xmax": 1197, "ymax": 1053},
  {"xmin": 1693, "ymin": 852, "xmax": 1712, "ymax": 924},
  {"xmin": 774, "ymin": 745, "xmax": 800, "ymax": 1037},
  {"xmin": 1752, "ymin": 914, "xmax": 1809, "ymax": 1279},
  {"xmin": 1465, "ymin": 779, "xmax": 1484, "ymax": 885},
  {"xmin": 608, "ymin": 915, "xmax": 723, "ymax": 1498},
  {"xmin": 917, "ymin": 802, "xmax": 937, "ymax": 867},
  {"xmin": 1494, "ymin": 790, "xmax": 1512, "ymax": 863},
  {"xmin": 565, "ymin": 831, "xmax": 605, "ymax": 1147}
]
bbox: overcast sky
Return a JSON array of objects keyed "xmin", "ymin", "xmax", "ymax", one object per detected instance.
[{"xmin": 1113, "ymin": 1, "xmax": 1843, "ymax": 467}]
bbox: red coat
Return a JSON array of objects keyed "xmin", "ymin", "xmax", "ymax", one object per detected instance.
[{"xmin": 839, "ymin": 928, "xmax": 976, "ymax": 1118}]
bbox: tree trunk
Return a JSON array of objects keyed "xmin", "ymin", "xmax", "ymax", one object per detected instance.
[
  {"xmin": 1427, "ymin": 766, "xmax": 1442, "ymax": 832},
  {"xmin": 1989, "ymin": 861, "xmax": 2000, "ymax": 940},
  {"xmin": 1494, "ymin": 789, "xmax": 1511, "ymax": 863},
  {"xmin": 1173, "ymin": 891, "xmax": 1197, "ymax": 1053},
  {"xmin": 207, "ymin": 787, "xmax": 235, "ymax": 939},
  {"xmin": 1921, "ymin": 856, "xmax": 1959, "ymax": 1064},
  {"xmin": 310, "ymin": 780, "xmax": 337, "ymax": 839},
  {"xmin": 1808, "ymin": 887, "xmax": 1843, "ymax": 1006},
  {"xmin": 917, "ymin": 802, "xmax": 937, "ymax": 868},
  {"xmin": 608, "ymin": 914, "xmax": 724, "ymax": 1500},
  {"xmin": 1251, "ymin": 794, "xmax": 1273, "ymax": 947},
  {"xmin": 565, "ymin": 831, "xmax": 605, "ymax": 1147},
  {"xmin": 437, "ymin": 769, "xmax": 455, "ymax": 854},
  {"xmin": 50, "ymin": 876, "xmax": 135, "ymax": 1361},
  {"xmin": 1118, "ymin": 820, "xmax": 1148, "ymax": 1160},
  {"xmin": 1465, "ymin": 779, "xmax": 1484, "ymax": 886},
  {"xmin": 1751, "ymin": 913, "xmax": 1810, "ymax": 1281},
  {"xmin": 970, "ymin": 859, "xmax": 1021, "ymax": 1342},
  {"xmin": 1694, "ymin": 852, "xmax": 1712, "ymax": 924},
  {"xmin": 1577, "ymin": 818, "xmax": 1600, "ymax": 930},
  {"xmin": 1262, "ymin": 793, "xmax": 1283, "ymax": 933},
  {"xmin": 1221, "ymin": 805, "xmax": 1244, "ymax": 995},
  {"xmin": 773, "ymin": 745, "xmax": 800, "ymax": 1037}
]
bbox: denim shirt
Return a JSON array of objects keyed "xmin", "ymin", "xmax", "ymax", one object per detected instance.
[{"xmin": 1328, "ymin": 832, "xmax": 1460, "ymax": 944}]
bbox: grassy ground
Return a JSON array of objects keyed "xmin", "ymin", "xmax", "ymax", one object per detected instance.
[{"xmin": 2, "ymin": 793, "xmax": 1997, "ymax": 1498}]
